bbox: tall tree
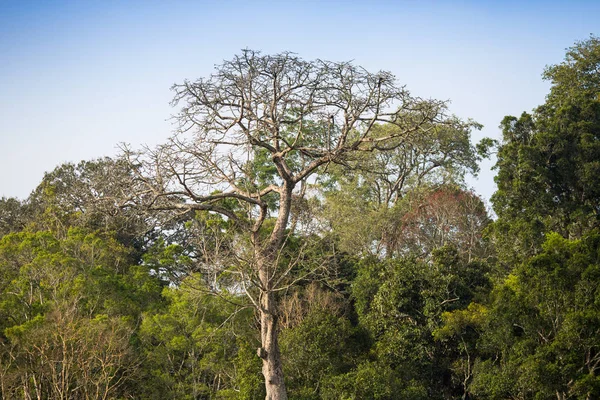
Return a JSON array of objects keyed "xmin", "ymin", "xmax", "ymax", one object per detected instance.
[
  {"xmin": 121, "ymin": 50, "xmax": 472, "ymax": 399},
  {"xmin": 490, "ymin": 36, "xmax": 600, "ymax": 263},
  {"xmin": 472, "ymin": 36, "xmax": 600, "ymax": 399}
]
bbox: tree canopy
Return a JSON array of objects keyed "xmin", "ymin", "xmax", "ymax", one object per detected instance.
[{"xmin": 2, "ymin": 37, "xmax": 599, "ymax": 400}]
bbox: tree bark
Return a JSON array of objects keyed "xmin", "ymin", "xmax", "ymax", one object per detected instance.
[
  {"xmin": 255, "ymin": 182, "xmax": 293, "ymax": 400},
  {"xmin": 258, "ymin": 291, "xmax": 287, "ymax": 400}
]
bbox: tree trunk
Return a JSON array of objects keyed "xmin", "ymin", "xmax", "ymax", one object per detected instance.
[
  {"xmin": 258, "ymin": 291, "xmax": 287, "ymax": 400},
  {"xmin": 255, "ymin": 182, "xmax": 293, "ymax": 400}
]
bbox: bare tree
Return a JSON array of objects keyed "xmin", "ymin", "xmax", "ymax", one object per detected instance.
[{"xmin": 121, "ymin": 50, "xmax": 463, "ymax": 399}]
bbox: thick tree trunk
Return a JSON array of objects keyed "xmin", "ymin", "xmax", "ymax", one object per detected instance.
[
  {"xmin": 258, "ymin": 291, "xmax": 287, "ymax": 400},
  {"xmin": 255, "ymin": 182, "xmax": 293, "ymax": 400}
]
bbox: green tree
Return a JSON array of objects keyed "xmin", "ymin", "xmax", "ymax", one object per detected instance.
[
  {"xmin": 490, "ymin": 36, "xmax": 600, "ymax": 264},
  {"xmin": 342, "ymin": 248, "xmax": 490, "ymax": 399},
  {"xmin": 472, "ymin": 231, "xmax": 600, "ymax": 399},
  {"xmin": 24, "ymin": 157, "xmax": 157, "ymax": 254},
  {"xmin": 138, "ymin": 273, "xmax": 259, "ymax": 399},
  {"xmin": 280, "ymin": 308, "xmax": 361, "ymax": 400},
  {"xmin": 0, "ymin": 228, "xmax": 163, "ymax": 399},
  {"xmin": 321, "ymin": 121, "xmax": 488, "ymax": 258},
  {"xmin": 0, "ymin": 197, "xmax": 29, "ymax": 237}
]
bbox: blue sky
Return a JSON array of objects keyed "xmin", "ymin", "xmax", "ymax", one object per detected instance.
[{"xmin": 1, "ymin": 1, "xmax": 599, "ymax": 203}]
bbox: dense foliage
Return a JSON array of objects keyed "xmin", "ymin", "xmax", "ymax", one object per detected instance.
[{"xmin": 1, "ymin": 37, "xmax": 599, "ymax": 399}]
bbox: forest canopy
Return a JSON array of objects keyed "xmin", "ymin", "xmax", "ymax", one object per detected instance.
[{"xmin": 1, "ymin": 36, "xmax": 599, "ymax": 399}]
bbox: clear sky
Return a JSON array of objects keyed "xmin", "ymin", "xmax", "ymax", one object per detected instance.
[{"xmin": 1, "ymin": 0, "xmax": 599, "ymax": 204}]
